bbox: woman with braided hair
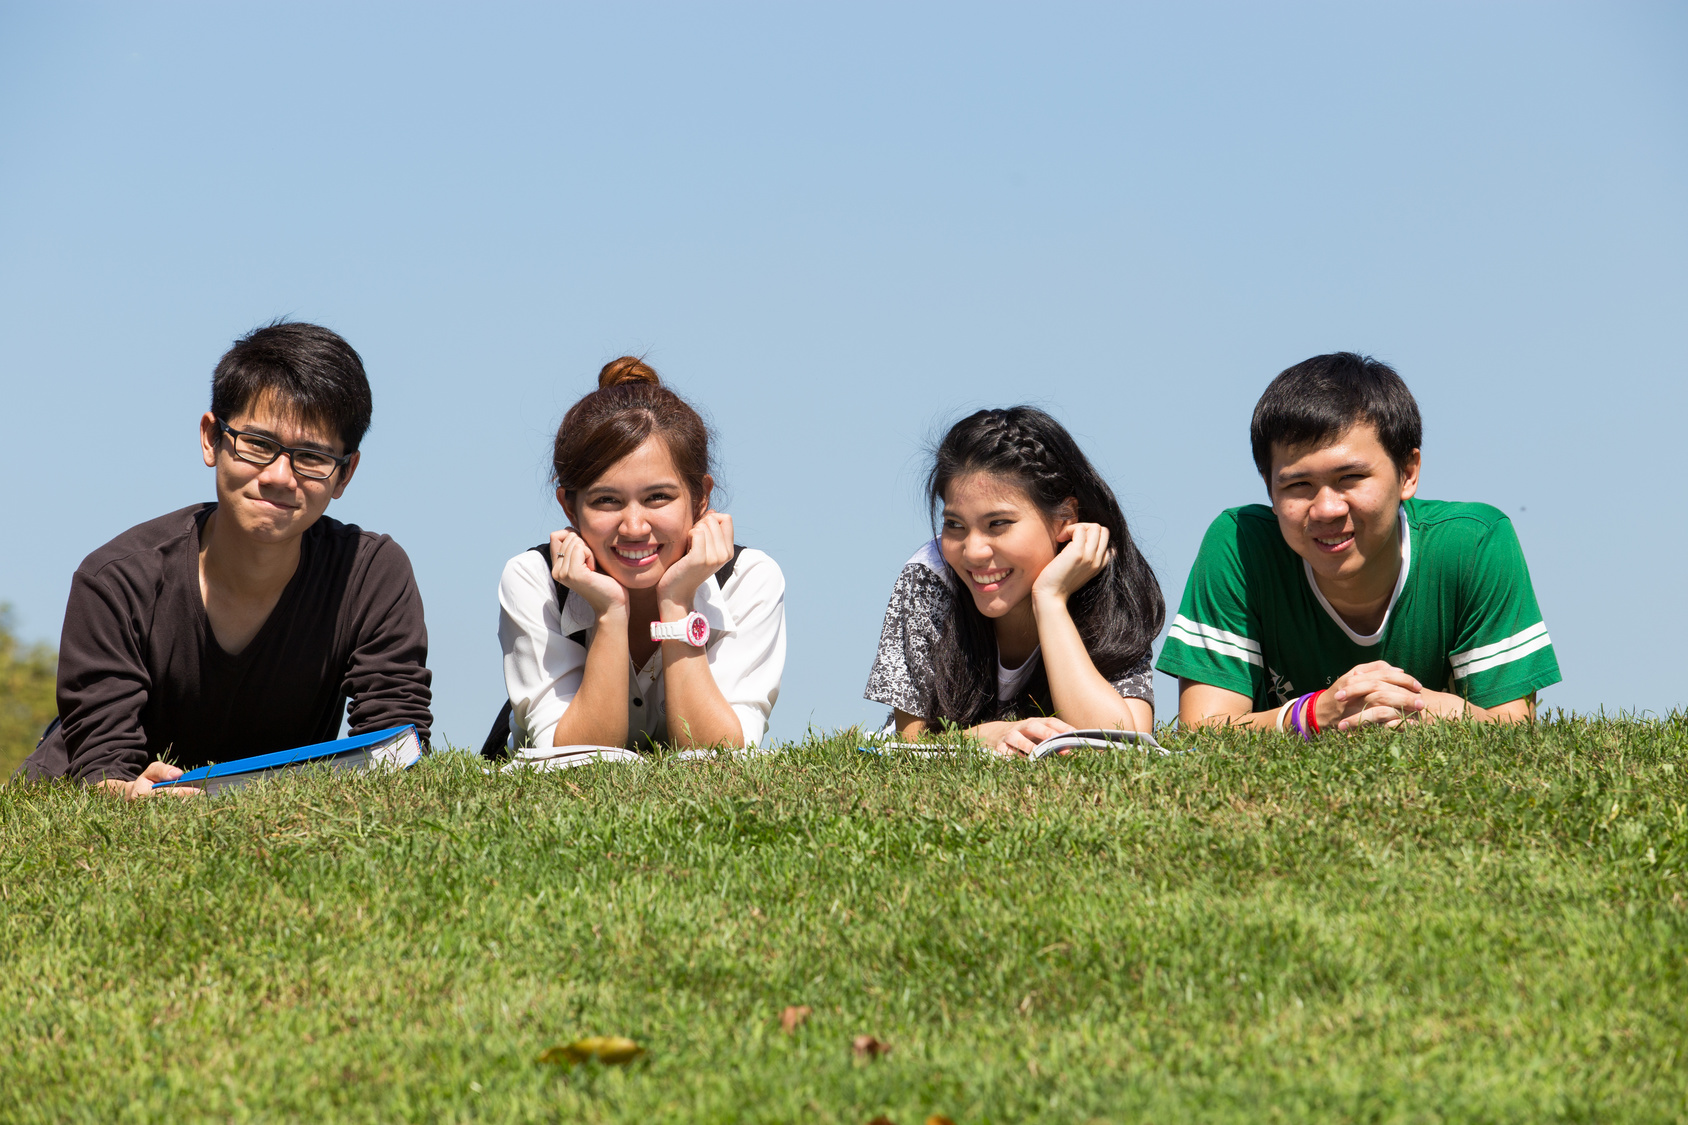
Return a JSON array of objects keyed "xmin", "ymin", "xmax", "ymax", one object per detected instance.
[{"xmin": 864, "ymin": 407, "xmax": 1164, "ymax": 756}]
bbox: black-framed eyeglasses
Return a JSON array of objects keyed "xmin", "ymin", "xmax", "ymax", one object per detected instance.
[{"xmin": 215, "ymin": 418, "xmax": 352, "ymax": 481}]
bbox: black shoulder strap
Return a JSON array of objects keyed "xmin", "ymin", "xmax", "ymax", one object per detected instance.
[
  {"xmin": 527, "ymin": 542, "xmax": 587, "ymax": 645},
  {"xmin": 484, "ymin": 543, "xmax": 748, "ymax": 762},
  {"xmin": 715, "ymin": 544, "xmax": 747, "ymax": 587},
  {"xmin": 480, "ymin": 701, "xmax": 514, "ymax": 762}
]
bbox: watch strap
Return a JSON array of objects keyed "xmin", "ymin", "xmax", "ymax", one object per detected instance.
[{"xmin": 651, "ymin": 612, "xmax": 710, "ymax": 647}]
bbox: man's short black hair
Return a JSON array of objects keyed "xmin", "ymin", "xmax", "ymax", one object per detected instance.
[
  {"xmin": 1250, "ymin": 352, "xmax": 1422, "ymax": 482},
  {"xmin": 210, "ymin": 321, "xmax": 373, "ymax": 454}
]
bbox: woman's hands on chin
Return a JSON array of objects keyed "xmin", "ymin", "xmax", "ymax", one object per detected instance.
[
  {"xmin": 656, "ymin": 512, "xmax": 733, "ymax": 613},
  {"xmin": 550, "ymin": 529, "xmax": 629, "ymax": 619},
  {"xmin": 1032, "ymin": 522, "xmax": 1114, "ymax": 604}
]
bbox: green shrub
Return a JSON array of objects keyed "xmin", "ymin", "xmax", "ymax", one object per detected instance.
[{"xmin": 0, "ymin": 605, "xmax": 55, "ymax": 781}]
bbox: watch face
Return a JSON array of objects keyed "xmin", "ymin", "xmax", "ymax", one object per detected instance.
[{"xmin": 686, "ymin": 613, "xmax": 709, "ymax": 646}]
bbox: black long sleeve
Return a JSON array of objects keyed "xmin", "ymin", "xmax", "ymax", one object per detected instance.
[{"xmin": 23, "ymin": 504, "xmax": 432, "ymax": 783}]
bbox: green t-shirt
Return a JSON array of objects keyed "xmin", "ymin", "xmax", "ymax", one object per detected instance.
[{"xmin": 1156, "ymin": 498, "xmax": 1561, "ymax": 710}]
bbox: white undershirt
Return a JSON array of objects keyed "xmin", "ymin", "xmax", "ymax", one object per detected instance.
[
  {"xmin": 1301, "ymin": 508, "xmax": 1413, "ymax": 646},
  {"xmin": 997, "ymin": 646, "xmax": 1042, "ymax": 701}
]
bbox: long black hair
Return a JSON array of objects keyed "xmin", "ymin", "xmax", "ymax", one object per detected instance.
[{"xmin": 923, "ymin": 406, "xmax": 1165, "ymax": 727}]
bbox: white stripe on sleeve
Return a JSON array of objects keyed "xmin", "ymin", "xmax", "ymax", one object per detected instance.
[
  {"xmin": 1450, "ymin": 622, "xmax": 1552, "ymax": 680},
  {"xmin": 1452, "ymin": 631, "xmax": 1554, "ymax": 679},
  {"xmin": 1167, "ymin": 615, "xmax": 1263, "ymax": 667}
]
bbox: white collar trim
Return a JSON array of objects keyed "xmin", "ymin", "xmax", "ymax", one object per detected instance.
[
  {"xmin": 1301, "ymin": 508, "xmax": 1411, "ymax": 647},
  {"xmin": 908, "ymin": 537, "xmax": 947, "ymax": 576}
]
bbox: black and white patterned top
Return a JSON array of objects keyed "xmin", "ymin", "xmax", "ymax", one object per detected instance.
[{"xmin": 863, "ymin": 540, "xmax": 1154, "ymax": 723}]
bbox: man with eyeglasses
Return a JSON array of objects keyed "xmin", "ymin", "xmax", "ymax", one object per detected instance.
[{"xmin": 21, "ymin": 321, "xmax": 433, "ymax": 797}]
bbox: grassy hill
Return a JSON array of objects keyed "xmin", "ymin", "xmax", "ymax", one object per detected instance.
[{"xmin": 3, "ymin": 719, "xmax": 1684, "ymax": 1123}]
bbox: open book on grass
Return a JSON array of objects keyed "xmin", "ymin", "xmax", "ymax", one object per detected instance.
[
  {"xmin": 861, "ymin": 727, "xmax": 1167, "ymax": 760},
  {"xmin": 501, "ymin": 745, "xmax": 780, "ymax": 771},
  {"xmin": 151, "ymin": 724, "xmax": 425, "ymax": 795},
  {"xmin": 502, "ymin": 746, "xmax": 645, "ymax": 771}
]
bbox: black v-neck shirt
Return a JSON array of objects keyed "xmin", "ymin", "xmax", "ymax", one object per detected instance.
[{"xmin": 23, "ymin": 503, "xmax": 433, "ymax": 783}]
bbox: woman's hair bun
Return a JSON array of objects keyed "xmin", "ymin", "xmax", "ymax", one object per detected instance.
[{"xmin": 598, "ymin": 355, "xmax": 662, "ymax": 389}]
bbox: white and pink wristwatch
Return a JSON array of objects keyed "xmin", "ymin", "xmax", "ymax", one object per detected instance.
[{"xmin": 651, "ymin": 612, "xmax": 710, "ymax": 647}]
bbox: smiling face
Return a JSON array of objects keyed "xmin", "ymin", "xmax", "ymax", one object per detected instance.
[
  {"xmin": 1268, "ymin": 421, "xmax": 1420, "ymax": 590},
  {"xmin": 560, "ymin": 435, "xmax": 707, "ymax": 590},
  {"xmin": 939, "ymin": 472, "xmax": 1071, "ymax": 619},
  {"xmin": 198, "ymin": 393, "xmax": 355, "ymax": 545}
]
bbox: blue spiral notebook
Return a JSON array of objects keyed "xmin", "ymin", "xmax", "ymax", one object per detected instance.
[{"xmin": 152, "ymin": 724, "xmax": 424, "ymax": 795}]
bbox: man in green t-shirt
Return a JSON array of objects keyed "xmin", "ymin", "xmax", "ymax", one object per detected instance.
[{"xmin": 1157, "ymin": 352, "xmax": 1560, "ymax": 732}]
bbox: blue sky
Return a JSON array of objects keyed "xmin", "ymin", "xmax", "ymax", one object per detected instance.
[{"xmin": 2, "ymin": 2, "xmax": 1684, "ymax": 747}]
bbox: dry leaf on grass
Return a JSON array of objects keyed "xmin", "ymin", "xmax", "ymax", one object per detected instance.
[
  {"xmin": 864, "ymin": 1117, "xmax": 896, "ymax": 1125},
  {"xmin": 780, "ymin": 1005, "xmax": 812, "ymax": 1033},
  {"xmin": 926, "ymin": 1116, "xmax": 958, "ymax": 1125},
  {"xmin": 536, "ymin": 1036, "xmax": 645, "ymax": 1066},
  {"xmin": 852, "ymin": 1034, "xmax": 891, "ymax": 1060}
]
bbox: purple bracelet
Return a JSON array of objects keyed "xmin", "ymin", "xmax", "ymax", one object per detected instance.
[{"xmin": 1287, "ymin": 692, "xmax": 1318, "ymax": 741}]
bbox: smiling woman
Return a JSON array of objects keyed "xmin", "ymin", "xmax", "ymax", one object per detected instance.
[
  {"xmin": 494, "ymin": 358, "xmax": 786, "ymax": 759},
  {"xmin": 863, "ymin": 407, "xmax": 1164, "ymax": 757}
]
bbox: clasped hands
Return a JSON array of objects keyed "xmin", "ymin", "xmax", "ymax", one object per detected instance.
[{"xmin": 1316, "ymin": 660, "xmax": 1467, "ymax": 731}]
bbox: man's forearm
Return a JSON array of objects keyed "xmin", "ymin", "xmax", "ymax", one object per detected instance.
[
  {"xmin": 1418, "ymin": 690, "xmax": 1534, "ymax": 724},
  {"xmin": 1180, "ymin": 707, "xmax": 1286, "ymax": 731},
  {"xmin": 1177, "ymin": 678, "xmax": 1283, "ymax": 730}
]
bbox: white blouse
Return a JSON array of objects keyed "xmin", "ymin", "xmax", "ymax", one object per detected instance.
[{"xmin": 497, "ymin": 547, "xmax": 786, "ymax": 751}]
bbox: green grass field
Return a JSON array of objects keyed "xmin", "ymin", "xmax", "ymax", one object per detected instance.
[{"xmin": 3, "ymin": 718, "xmax": 1685, "ymax": 1123}]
